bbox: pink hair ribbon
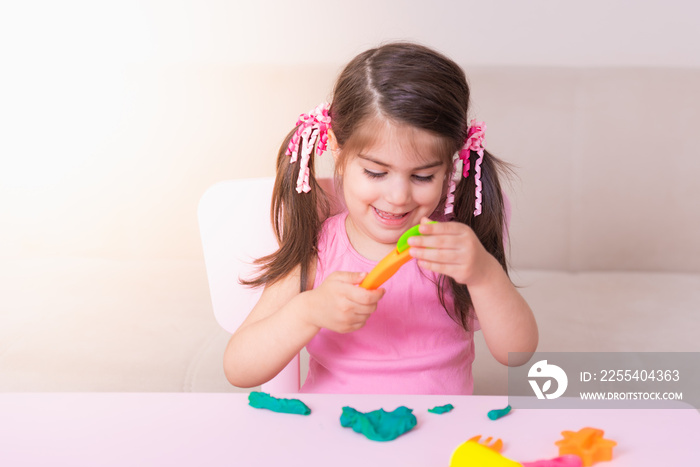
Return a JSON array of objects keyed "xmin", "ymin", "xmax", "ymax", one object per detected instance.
[
  {"xmin": 465, "ymin": 120, "xmax": 487, "ymax": 216},
  {"xmin": 444, "ymin": 119, "xmax": 487, "ymax": 217},
  {"xmin": 444, "ymin": 163, "xmax": 458, "ymax": 217},
  {"xmin": 285, "ymin": 103, "xmax": 331, "ymax": 193}
]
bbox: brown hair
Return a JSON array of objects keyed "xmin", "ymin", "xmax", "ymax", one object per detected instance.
[{"xmin": 243, "ymin": 42, "xmax": 511, "ymax": 331}]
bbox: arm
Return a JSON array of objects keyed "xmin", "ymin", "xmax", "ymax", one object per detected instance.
[
  {"xmin": 407, "ymin": 217, "xmax": 538, "ymax": 366},
  {"xmin": 224, "ymin": 263, "xmax": 385, "ymax": 388},
  {"xmin": 463, "ymin": 252, "xmax": 538, "ymax": 366}
]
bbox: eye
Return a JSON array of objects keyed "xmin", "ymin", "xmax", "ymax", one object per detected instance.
[
  {"xmin": 363, "ymin": 169, "xmax": 386, "ymax": 179},
  {"xmin": 412, "ymin": 174, "xmax": 435, "ymax": 183}
]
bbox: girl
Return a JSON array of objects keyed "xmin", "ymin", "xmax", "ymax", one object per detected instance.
[{"xmin": 224, "ymin": 42, "xmax": 538, "ymax": 394}]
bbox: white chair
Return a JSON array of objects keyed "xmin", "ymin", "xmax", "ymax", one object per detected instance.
[{"xmin": 198, "ymin": 177, "xmax": 300, "ymax": 393}]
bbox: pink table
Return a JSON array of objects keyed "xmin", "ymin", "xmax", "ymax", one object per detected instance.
[{"xmin": 1, "ymin": 392, "xmax": 698, "ymax": 466}]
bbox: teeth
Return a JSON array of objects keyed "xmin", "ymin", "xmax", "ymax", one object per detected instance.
[{"xmin": 374, "ymin": 207, "xmax": 406, "ymax": 219}]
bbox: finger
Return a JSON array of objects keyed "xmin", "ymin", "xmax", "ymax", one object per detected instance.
[
  {"xmin": 416, "ymin": 259, "xmax": 463, "ymax": 278},
  {"xmin": 418, "ymin": 217, "xmax": 438, "ymax": 234},
  {"xmin": 418, "ymin": 220, "xmax": 471, "ymax": 236},
  {"xmin": 331, "ymin": 271, "xmax": 369, "ymax": 285},
  {"xmin": 408, "ymin": 234, "xmax": 463, "ymax": 250},
  {"xmin": 347, "ymin": 316, "xmax": 371, "ymax": 331},
  {"xmin": 410, "ymin": 247, "xmax": 465, "ymax": 265},
  {"xmin": 337, "ymin": 319, "xmax": 367, "ymax": 334},
  {"xmin": 352, "ymin": 303, "xmax": 379, "ymax": 317},
  {"xmin": 352, "ymin": 271, "xmax": 369, "ymax": 285},
  {"xmin": 418, "ymin": 217, "xmax": 452, "ymax": 235},
  {"xmin": 347, "ymin": 285, "xmax": 385, "ymax": 306}
]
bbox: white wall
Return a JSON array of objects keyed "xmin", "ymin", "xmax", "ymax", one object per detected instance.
[
  {"xmin": 3, "ymin": 0, "xmax": 697, "ymax": 67},
  {"xmin": 1, "ymin": 0, "xmax": 698, "ymax": 260}
]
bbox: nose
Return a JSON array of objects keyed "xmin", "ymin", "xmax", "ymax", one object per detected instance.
[{"xmin": 385, "ymin": 177, "xmax": 412, "ymax": 207}]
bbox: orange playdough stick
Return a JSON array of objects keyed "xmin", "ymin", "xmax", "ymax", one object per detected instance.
[{"xmin": 359, "ymin": 248, "xmax": 413, "ymax": 290}]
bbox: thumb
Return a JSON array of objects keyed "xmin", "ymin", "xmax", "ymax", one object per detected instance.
[
  {"xmin": 350, "ymin": 271, "xmax": 368, "ymax": 285},
  {"xmin": 330, "ymin": 270, "xmax": 368, "ymax": 284}
]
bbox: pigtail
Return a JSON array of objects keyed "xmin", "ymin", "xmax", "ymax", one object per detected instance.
[
  {"xmin": 437, "ymin": 149, "xmax": 511, "ymax": 330},
  {"xmin": 240, "ymin": 126, "xmax": 330, "ymax": 291}
]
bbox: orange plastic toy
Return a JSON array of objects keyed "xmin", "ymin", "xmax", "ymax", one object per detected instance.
[
  {"xmin": 359, "ymin": 223, "xmax": 434, "ymax": 290},
  {"xmin": 359, "ymin": 248, "xmax": 413, "ymax": 290},
  {"xmin": 469, "ymin": 435, "xmax": 504, "ymax": 453},
  {"xmin": 554, "ymin": 427, "xmax": 616, "ymax": 466}
]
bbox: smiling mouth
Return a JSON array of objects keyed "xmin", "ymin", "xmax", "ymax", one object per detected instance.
[{"xmin": 373, "ymin": 206, "xmax": 409, "ymax": 220}]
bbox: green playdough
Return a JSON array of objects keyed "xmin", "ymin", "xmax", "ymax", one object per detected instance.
[
  {"xmin": 340, "ymin": 406, "xmax": 417, "ymax": 441},
  {"xmin": 248, "ymin": 391, "xmax": 311, "ymax": 415},
  {"xmin": 487, "ymin": 404, "xmax": 511, "ymax": 420},
  {"xmin": 428, "ymin": 403, "xmax": 454, "ymax": 414}
]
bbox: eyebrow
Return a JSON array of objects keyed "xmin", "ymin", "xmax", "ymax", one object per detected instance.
[{"xmin": 357, "ymin": 154, "xmax": 443, "ymax": 171}]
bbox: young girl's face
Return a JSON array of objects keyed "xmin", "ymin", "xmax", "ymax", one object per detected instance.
[{"xmin": 338, "ymin": 122, "xmax": 449, "ymax": 259}]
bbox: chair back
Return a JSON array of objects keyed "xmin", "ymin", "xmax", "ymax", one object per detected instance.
[{"xmin": 198, "ymin": 177, "xmax": 299, "ymax": 392}]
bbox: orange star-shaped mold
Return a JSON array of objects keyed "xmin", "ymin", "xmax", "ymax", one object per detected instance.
[{"xmin": 554, "ymin": 427, "xmax": 616, "ymax": 466}]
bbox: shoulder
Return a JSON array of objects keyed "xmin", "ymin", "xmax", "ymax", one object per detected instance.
[
  {"xmin": 319, "ymin": 211, "xmax": 347, "ymax": 235},
  {"xmin": 264, "ymin": 262, "xmax": 315, "ymax": 302},
  {"xmin": 262, "ymin": 214, "xmax": 345, "ymax": 294},
  {"xmin": 238, "ymin": 258, "xmax": 317, "ymax": 330},
  {"xmin": 317, "ymin": 211, "xmax": 349, "ymax": 251}
]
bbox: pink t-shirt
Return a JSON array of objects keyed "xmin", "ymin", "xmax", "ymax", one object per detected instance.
[{"xmin": 301, "ymin": 212, "xmax": 479, "ymax": 395}]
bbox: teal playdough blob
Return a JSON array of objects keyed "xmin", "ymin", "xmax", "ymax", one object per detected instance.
[
  {"xmin": 248, "ymin": 391, "xmax": 311, "ymax": 415},
  {"xmin": 340, "ymin": 406, "xmax": 417, "ymax": 441},
  {"xmin": 487, "ymin": 404, "xmax": 511, "ymax": 420},
  {"xmin": 428, "ymin": 403, "xmax": 454, "ymax": 414}
]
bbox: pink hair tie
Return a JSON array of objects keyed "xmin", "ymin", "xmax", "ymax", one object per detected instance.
[
  {"xmin": 285, "ymin": 103, "xmax": 331, "ymax": 193},
  {"xmin": 465, "ymin": 120, "xmax": 487, "ymax": 216},
  {"xmin": 444, "ymin": 119, "xmax": 487, "ymax": 217},
  {"xmin": 444, "ymin": 163, "xmax": 458, "ymax": 218}
]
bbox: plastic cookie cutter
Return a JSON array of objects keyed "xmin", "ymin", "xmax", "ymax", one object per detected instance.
[
  {"xmin": 554, "ymin": 427, "xmax": 616, "ymax": 467},
  {"xmin": 359, "ymin": 221, "xmax": 436, "ymax": 290},
  {"xmin": 469, "ymin": 435, "xmax": 504, "ymax": 453},
  {"xmin": 450, "ymin": 438, "xmax": 520, "ymax": 467}
]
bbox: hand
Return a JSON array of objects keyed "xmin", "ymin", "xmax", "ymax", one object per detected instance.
[
  {"xmin": 407, "ymin": 217, "xmax": 497, "ymax": 286},
  {"xmin": 304, "ymin": 271, "xmax": 385, "ymax": 334}
]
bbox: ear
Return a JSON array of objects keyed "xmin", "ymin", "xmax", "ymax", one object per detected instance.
[{"xmin": 328, "ymin": 129, "xmax": 340, "ymax": 161}]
